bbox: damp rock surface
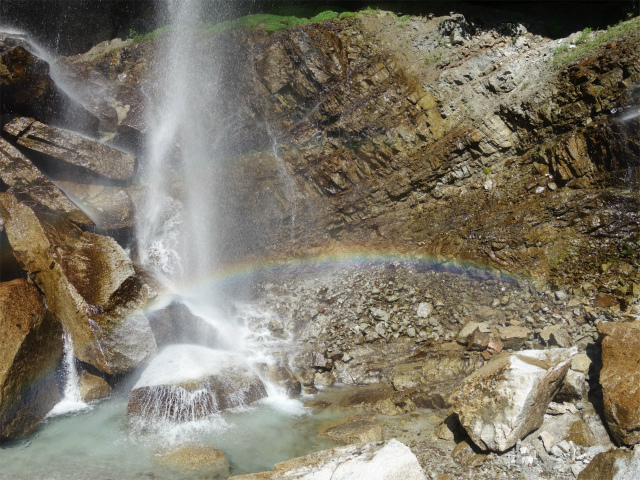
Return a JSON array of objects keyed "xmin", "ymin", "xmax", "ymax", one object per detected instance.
[
  {"xmin": 0, "ymin": 279, "xmax": 63, "ymax": 440},
  {"xmin": 127, "ymin": 345, "xmax": 267, "ymax": 420},
  {"xmin": 0, "ymin": 191, "xmax": 156, "ymax": 375}
]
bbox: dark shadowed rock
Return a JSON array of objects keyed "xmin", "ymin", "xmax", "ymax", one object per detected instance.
[
  {"xmin": 0, "ymin": 191, "xmax": 155, "ymax": 375},
  {"xmin": 0, "ymin": 279, "xmax": 63, "ymax": 440},
  {"xmin": 3, "ymin": 117, "xmax": 136, "ymax": 181},
  {"xmin": 0, "ymin": 34, "xmax": 99, "ymax": 134},
  {"xmin": 145, "ymin": 299, "xmax": 219, "ymax": 348},
  {"xmin": 0, "ymin": 137, "xmax": 92, "ymax": 225}
]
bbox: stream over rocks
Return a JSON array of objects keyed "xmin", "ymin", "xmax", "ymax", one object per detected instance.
[{"xmin": 0, "ymin": 2, "xmax": 639, "ymax": 479}]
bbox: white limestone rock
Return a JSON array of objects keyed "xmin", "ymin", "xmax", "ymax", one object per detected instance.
[
  {"xmin": 228, "ymin": 439, "xmax": 426, "ymax": 480},
  {"xmin": 449, "ymin": 347, "xmax": 577, "ymax": 452}
]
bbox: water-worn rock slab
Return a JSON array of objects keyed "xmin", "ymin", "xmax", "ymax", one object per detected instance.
[
  {"xmin": 0, "ymin": 279, "xmax": 63, "ymax": 440},
  {"xmin": 0, "ymin": 191, "xmax": 156, "ymax": 374},
  {"xmin": 127, "ymin": 345, "xmax": 267, "ymax": 420},
  {"xmin": 155, "ymin": 445, "xmax": 230, "ymax": 478},
  {"xmin": 597, "ymin": 321, "xmax": 640, "ymax": 445},
  {"xmin": 3, "ymin": 117, "xmax": 136, "ymax": 181},
  {"xmin": 229, "ymin": 439, "xmax": 427, "ymax": 480},
  {"xmin": 319, "ymin": 414, "xmax": 383, "ymax": 445},
  {"xmin": 0, "ymin": 137, "xmax": 92, "ymax": 225},
  {"xmin": 450, "ymin": 347, "xmax": 576, "ymax": 452}
]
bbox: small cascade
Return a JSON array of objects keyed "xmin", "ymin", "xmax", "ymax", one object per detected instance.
[{"xmin": 48, "ymin": 331, "xmax": 90, "ymax": 417}]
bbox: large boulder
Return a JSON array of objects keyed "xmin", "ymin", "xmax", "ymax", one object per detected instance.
[
  {"xmin": 127, "ymin": 345, "xmax": 267, "ymax": 420},
  {"xmin": 597, "ymin": 321, "xmax": 640, "ymax": 446},
  {"xmin": 0, "ymin": 191, "xmax": 156, "ymax": 374},
  {"xmin": 228, "ymin": 439, "xmax": 427, "ymax": 480},
  {"xmin": 0, "ymin": 279, "xmax": 63, "ymax": 440},
  {"xmin": 0, "ymin": 137, "xmax": 92, "ymax": 226},
  {"xmin": 3, "ymin": 117, "xmax": 136, "ymax": 181},
  {"xmin": 449, "ymin": 347, "xmax": 576, "ymax": 452}
]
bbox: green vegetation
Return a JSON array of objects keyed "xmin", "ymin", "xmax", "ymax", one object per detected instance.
[
  {"xmin": 424, "ymin": 53, "xmax": 443, "ymax": 65},
  {"xmin": 553, "ymin": 16, "xmax": 640, "ymax": 69},
  {"xmin": 128, "ymin": 26, "xmax": 172, "ymax": 42},
  {"xmin": 483, "ymin": 167, "xmax": 492, "ymax": 175}
]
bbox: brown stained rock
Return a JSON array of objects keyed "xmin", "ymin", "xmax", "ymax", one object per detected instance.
[
  {"xmin": 155, "ymin": 445, "xmax": 230, "ymax": 478},
  {"xmin": 594, "ymin": 294, "xmax": 618, "ymax": 308},
  {"xmin": 577, "ymin": 448, "xmax": 640, "ymax": 479},
  {"xmin": 449, "ymin": 348, "xmax": 576, "ymax": 452},
  {"xmin": 597, "ymin": 321, "xmax": 640, "ymax": 445},
  {"xmin": 0, "ymin": 279, "xmax": 63, "ymax": 440},
  {"xmin": 78, "ymin": 371, "xmax": 112, "ymax": 403},
  {"xmin": 319, "ymin": 414, "xmax": 382, "ymax": 445},
  {"xmin": 0, "ymin": 192, "xmax": 156, "ymax": 375},
  {"xmin": 3, "ymin": 118, "xmax": 136, "ymax": 182},
  {"xmin": 391, "ymin": 351, "xmax": 484, "ymax": 391},
  {"xmin": 0, "ymin": 137, "xmax": 92, "ymax": 226}
]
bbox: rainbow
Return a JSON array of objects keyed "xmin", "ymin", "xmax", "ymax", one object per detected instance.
[{"xmin": 151, "ymin": 246, "xmax": 529, "ymax": 302}]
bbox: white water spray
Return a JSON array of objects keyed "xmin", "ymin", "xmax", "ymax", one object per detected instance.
[{"xmin": 48, "ymin": 332, "xmax": 90, "ymax": 417}]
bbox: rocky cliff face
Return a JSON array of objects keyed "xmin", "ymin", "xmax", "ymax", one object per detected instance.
[{"xmin": 62, "ymin": 12, "xmax": 640, "ymax": 299}]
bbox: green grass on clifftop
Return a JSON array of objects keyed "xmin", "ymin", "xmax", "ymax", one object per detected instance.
[{"xmin": 553, "ymin": 14, "xmax": 640, "ymax": 69}]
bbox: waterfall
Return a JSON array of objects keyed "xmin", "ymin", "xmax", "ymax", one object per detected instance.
[{"xmin": 48, "ymin": 331, "xmax": 89, "ymax": 417}]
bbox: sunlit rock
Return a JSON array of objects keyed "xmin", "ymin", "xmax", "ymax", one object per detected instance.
[
  {"xmin": 155, "ymin": 445, "xmax": 230, "ymax": 478},
  {"xmin": 449, "ymin": 347, "xmax": 576, "ymax": 452},
  {"xmin": 597, "ymin": 321, "xmax": 640, "ymax": 445},
  {"xmin": 0, "ymin": 279, "xmax": 63, "ymax": 440},
  {"xmin": 0, "ymin": 137, "xmax": 92, "ymax": 226},
  {"xmin": 0, "ymin": 191, "xmax": 156, "ymax": 375},
  {"xmin": 319, "ymin": 414, "xmax": 382, "ymax": 445},
  {"xmin": 229, "ymin": 439, "xmax": 427, "ymax": 480},
  {"xmin": 577, "ymin": 447, "xmax": 640, "ymax": 480},
  {"xmin": 3, "ymin": 117, "xmax": 136, "ymax": 181},
  {"xmin": 127, "ymin": 345, "xmax": 267, "ymax": 420}
]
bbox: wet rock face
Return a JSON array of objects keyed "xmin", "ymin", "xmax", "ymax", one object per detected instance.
[
  {"xmin": 127, "ymin": 346, "xmax": 267, "ymax": 420},
  {"xmin": 0, "ymin": 34, "xmax": 99, "ymax": 134},
  {"xmin": 0, "ymin": 279, "xmax": 63, "ymax": 441},
  {"xmin": 449, "ymin": 348, "xmax": 576, "ymax": 452},
  {"xmin": 0, "ymin": 137, "xmax": 92, "ymax": 226},
  {"xmin": 597, "ymin": 321, "xmax": 640, "ymax": 446},
  {"xmin": 4, "ymin": 117, "xmax": 136, "ymax": 182},
  {"xmin": 0, "ymin": 192, "xmax": 156, "ymax": 375}
]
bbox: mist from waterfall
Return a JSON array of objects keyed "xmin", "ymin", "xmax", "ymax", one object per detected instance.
[{"xmin": 137, "ymin": 0, "xmax": 225, "ymax": 297}]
